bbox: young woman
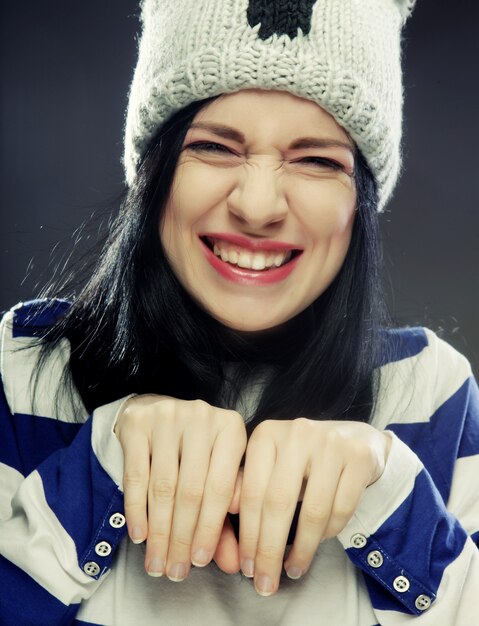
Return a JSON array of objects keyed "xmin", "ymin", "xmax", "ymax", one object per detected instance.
[{"xmin": 1, "ymin": 1, "xmax": 478, "ymax": 625}]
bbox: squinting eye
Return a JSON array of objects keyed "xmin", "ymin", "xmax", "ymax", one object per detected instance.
[
  {"xmin": 187, "ymin": 142, "xmax": 233, "ymax": 153},
  {"xmin": 298, "ymin": 157, "xmax": 344, "ymax": 171}
]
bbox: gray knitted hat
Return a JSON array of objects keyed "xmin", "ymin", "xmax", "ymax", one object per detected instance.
[{"xmin": 124, "ymin": 0, "xmax": 416, "ymax": 210}]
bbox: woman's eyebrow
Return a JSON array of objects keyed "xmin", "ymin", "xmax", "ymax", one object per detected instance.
[
  {"xmin": 188, "ymin": 122, "xmax": 354, "ymax": 154},
  {"xmin": 189, "ymin": 122, "xmax": 244, "ymax": 143}
]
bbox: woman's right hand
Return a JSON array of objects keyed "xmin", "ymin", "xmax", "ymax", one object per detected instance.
[{"xmin": 114, "ymin": 394, "xmax": 247, "ymax": 581}]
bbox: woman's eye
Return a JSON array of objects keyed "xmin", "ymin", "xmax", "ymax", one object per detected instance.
[
  {"xmin": 298, "ymin": 157, "xmax": 344, "ymax": 171},
  {"xmin": 187, "ymin": 142, "xmax": 232, "ymax": 154}
]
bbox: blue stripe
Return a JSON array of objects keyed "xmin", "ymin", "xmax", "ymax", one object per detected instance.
[
  {"xmin": 38, "ymin": 417, "xmax": 127, "ymax": 568},
  {"xmin": 1, "ymin": 409, "xmax": 82, "ymax": 476},
  {"xmin": 377, "ymin": 469, "xmax": 467, "ymax": 591},
  {"xmin": 378, "ymin": 327, "xmax": 428, "ymax": 366},
  {"xmin": 0, "ymin": 377, "xmax": 24, "ymax": 474},
  {"xmin": 348, "ymin": 469, "xmax": 467, "ymax": 614},
  {"xmin": 458, "ymin": 377, "xmax": 479, "ymax": 458},
  {"xmin": 74, "ymin": 621, "xmax": 104, "ymax": 626},
  {"xmin": 387, "ymin": 377, "xmax": 477, "ymax": 503},
  {"xmin": 12, "ymin": 299, "xmax": 70, "ymax": 338},
  {"xmin": 0, "ymin": 554, "xmax": 80, "ymax": 625},
  {"xmin": 472, "ymin": 530, "xmax": 479, "ymax": 545}
]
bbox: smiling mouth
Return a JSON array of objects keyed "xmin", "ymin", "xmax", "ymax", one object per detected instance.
[{"xmin": 200, "ymin": 236, "xmax": 302, "ymax": 271}]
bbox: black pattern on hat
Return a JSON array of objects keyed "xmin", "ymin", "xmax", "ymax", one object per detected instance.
[{"xmin": 247, "ymin": 0, "xmax": 318, "ymax": 40}]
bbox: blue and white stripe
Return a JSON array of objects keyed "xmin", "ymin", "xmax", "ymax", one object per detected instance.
[{"xmin": 1, "ymin": 300, "xmax": 478, "ymax": 625}]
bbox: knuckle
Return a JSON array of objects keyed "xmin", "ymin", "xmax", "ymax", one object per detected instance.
[
  {"xmin": 325, "ymin": 427, "xmax": 341, "ymax": 446},
  {"xmin": 291, "ymin": 417, "xmax": 313, "ymax": 435},
  {"xmin": 123, "ymin": 469, "xmax": 146, "ymax": 490},
  {"xmin": 241, "ymin": 484, "xmax": 264, "ymax": 508},
  {"xmin": 302, "ymin": 503, "xmax": 330, "ymax": 527},
  {"xmin": 227, "ymin": 409, "xmax": 246, "ymax": 428},
  {"xmin": 156, "ymin": 397, "xmax": 176, "ymax": 414},
  {"xmin": 239, "ymin": 530, "xmax": 259, "ymax": 545},
  {"xmin": 250, "ymin": 419, "xmax": 272, "ymax": 442},
  {"xmin": 332, "ymin": 502, "xmax": 354, "ymax": 521},
  {"xmin": 256, "ymin": 544, "xmax": 283, "ymax": 563},
  {"xmin": 147, "ymin": 529, "xmax": 170, "ymax": 545},
  {"xmin": 209, "ymin": 477, "xmax": 234, "ymax": 501},
  {"xmin": 197, "ymin": 517, "xmax": 224, "ymax": 537},
  {"xmin": 150, "ymin": 478, "xmax": 176, "ymax": 502},
  {"xmin": 170, "ymin": 534, "xmax": 193, "ymax": 550},
  {"xmin": 178, "ymin": 481, "xmax": 204, "ymax": 505},
  {"xmin": 264, "ymin": 488, "xmax": 291, "ymax": 513},
  {"xmin": 323, "ymin": 520, "xmax": 346, "ymax": 539},
  {"xmin": 190, "ymin": 399, "xmax": 210, "ymax": 416},
  {"xmin": 155, "ymin": 397, "xmax": 183, "ymax": 422}
]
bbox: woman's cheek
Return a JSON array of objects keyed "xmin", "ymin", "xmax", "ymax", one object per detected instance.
[
  {"xmin": 294, "ymin": 184, "xmax": 356, "ymax": 235},
  {"xmin": 174, "ymin": 164, "xmax": 233, "ymax": 220}
]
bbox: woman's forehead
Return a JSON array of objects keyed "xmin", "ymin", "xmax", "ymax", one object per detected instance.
[{"xmin": 190, "ymin": 89, "xmax": 353, "ymax": 146}]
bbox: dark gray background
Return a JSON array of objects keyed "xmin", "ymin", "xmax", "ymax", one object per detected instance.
[{"xmin": 1, "ymin": 1, "xmax": 478, "ymax": 374}]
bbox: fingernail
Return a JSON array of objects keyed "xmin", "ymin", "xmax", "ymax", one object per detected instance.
[
  {"xmin": 147, "ymin": 557, "xmax": 164, "ymax": 577},
  {"xmin": 131, "ymin": 526, "xmax": 144, "ymax": 544},
  {"xmin": 192, "ymin": 548, "xmax": 210, "ymax": 567},
  {"xmin": 286, "ymin": 566, "xmax": 303, "ymax": 580},
  {"xmin": 168, "ymin": 562, "xmax": 187, "ymax": 582},
  {"xmin": 241, "ymin": 558, "xmax": 254, "ymax": 578},
  {"xmin": 256, "ymin": 575, "xmax": 274, "ymax": 596}
]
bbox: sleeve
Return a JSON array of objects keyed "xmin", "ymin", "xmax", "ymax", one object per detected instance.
[
  {"xmin": 337, "ymin": 328, "xmax": 479, "ymax": 624},
  {"xmin": 0, "ymin": 305, "xmax": 131, "ymax": 625}
]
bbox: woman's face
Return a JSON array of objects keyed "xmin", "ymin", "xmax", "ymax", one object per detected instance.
[{"xmin": 160, "ymin": 89, "xmax": 357, "ymax": 332}]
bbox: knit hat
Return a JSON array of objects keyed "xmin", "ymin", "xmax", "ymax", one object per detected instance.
[{"xmin": 124, "ymin": 0, "xmax": 416, "ymax": 210}]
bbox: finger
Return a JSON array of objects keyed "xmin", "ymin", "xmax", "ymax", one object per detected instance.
[
  {"xmin": 191, "ymin": 430, "xmax": 245, "ymax": 567},
  {"xmin": 252, "ymin": 451, "xmax": 304, "ymax": 596},
  {"xmin": 121, "ymin": 430, "xmax": 150, "ymax": 545},
  {"xmin": 239, "ymin": 430, "xmax": 276, "ymax": 581},
  {"xmin": 144, "ymin": 438, "xmax": 180, "ymax": 577},
  {"xmin": 166, "ymin": 425, "xmax": 212, "ymax": 581},
  {"xmin": 228, "ymin": 468, "xmax": 244, "ymax": 514},
  {"xmin": 212, "ymin": 516, "xmax": 240, "ymax": 574},
  {"xmin": 283, "ymin": 452, "xmax": 342, "ymax": 580},
  {"xmin": 322, "ymin": 461, "xmax": 369, "ymax": 539}
]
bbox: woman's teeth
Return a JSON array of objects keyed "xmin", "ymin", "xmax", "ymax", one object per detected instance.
[{"xmin": 212, "ymin": 241, "xmax": 292, "ymax": 270}]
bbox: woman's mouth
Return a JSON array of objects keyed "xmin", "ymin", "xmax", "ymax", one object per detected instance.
[
  {"xmin": 200, "ymin": 236, "xmax": 302, "ymax": 272},
  {"xmin": 199, "ymin": 235, "xmax": 303, "ymax": 286}
]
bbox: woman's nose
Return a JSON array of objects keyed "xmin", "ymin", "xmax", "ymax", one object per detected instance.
[{"xmin": 226, "ymin": 164, "xmax": 288, "ymax": 229}]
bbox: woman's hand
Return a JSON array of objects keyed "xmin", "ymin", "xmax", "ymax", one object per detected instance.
[
  {"xmin": 114, "ymin": 395, "xmax": 247, "ymax": 580},
  {"xmin": 238, "ymin": 418, "xmax": 392, "ymax": 596}
]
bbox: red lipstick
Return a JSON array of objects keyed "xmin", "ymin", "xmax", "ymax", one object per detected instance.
[
  {"xmin": 200, "ymin": 232, "xmax": 301, "ymax": 252},
  {"xmin": 199, "ymin": 236, "xmax": 302, "ymax": 286}
]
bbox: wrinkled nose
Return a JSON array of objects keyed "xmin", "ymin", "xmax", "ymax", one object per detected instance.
[{"xmin": 227, "ymin": 165, "xmax": 288, "ymax": 230}]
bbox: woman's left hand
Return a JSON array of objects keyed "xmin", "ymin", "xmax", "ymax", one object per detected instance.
[{"xmin": 236, "ymin": 418, "xmax": 391, "ymax": 596}]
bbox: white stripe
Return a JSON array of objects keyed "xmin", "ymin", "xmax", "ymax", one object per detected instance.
[
  {"xmin": 372, "ymin": 328, "xmax": 472, "ymax": 431},
  {"xmin": 0, "ymin": 310, "xmax": 88, "ymax": 423},
  {"xmin": 91, "ymin": 397, "xmax": 131, "ymax": 491},
  {"xmin": 447, "ymin": 454, "xmax": 479, "ymax": 537},
  {"xmin": 0, "ymin": 462, "xmax": 24, "ymax": 519},
  {"xmin": 0, "ymin": 469, "xmax": 104, "ymax": 605}
]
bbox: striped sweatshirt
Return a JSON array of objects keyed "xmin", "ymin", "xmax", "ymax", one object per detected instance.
[{"xmin": 0, "ymin": 299, "xmax": 478, "ymax": 626}]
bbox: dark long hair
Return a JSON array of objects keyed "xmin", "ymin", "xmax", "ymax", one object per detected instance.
[{"xmin": 34, "ymin": 95, "xmax": 391, "ymax": 432}]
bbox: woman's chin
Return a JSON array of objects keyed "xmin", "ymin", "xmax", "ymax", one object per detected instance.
[{"xmin": 211, "ymin": 310, "xmax": 300, "ymax": 336}]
